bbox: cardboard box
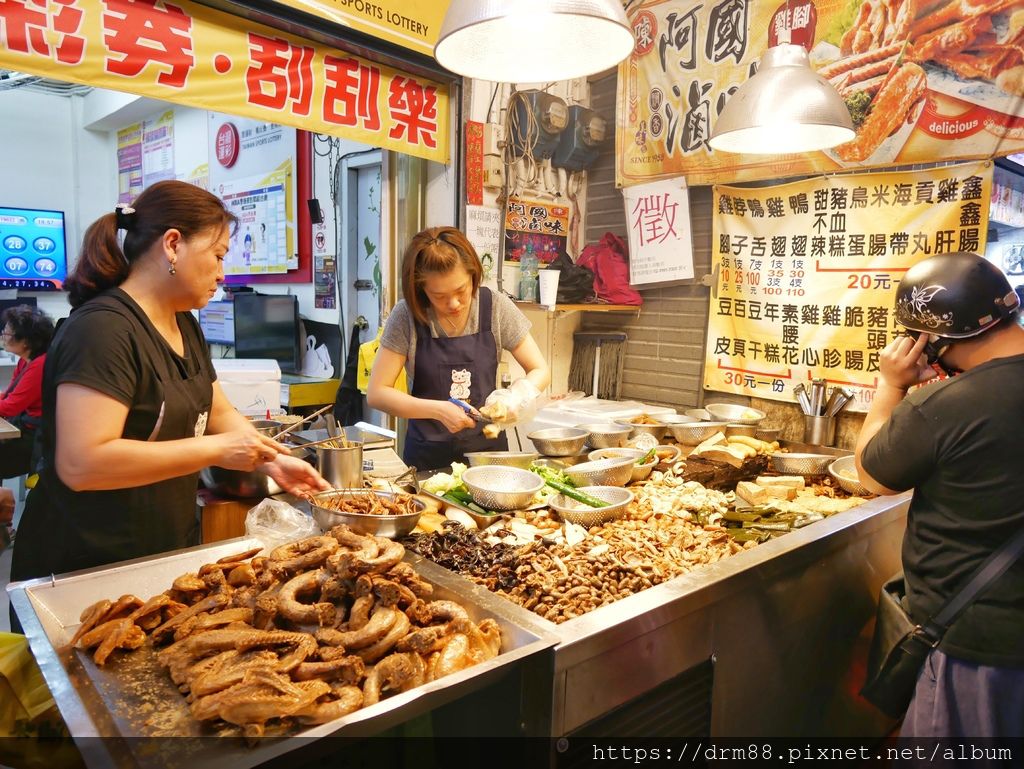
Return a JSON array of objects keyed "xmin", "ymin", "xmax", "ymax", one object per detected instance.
[{"xmin": 212, "ymin": 359, "xmax": 281, "ymax": 416}]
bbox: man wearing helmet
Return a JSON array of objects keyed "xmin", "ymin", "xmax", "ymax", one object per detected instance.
[{"xmin": 856, "ymin": 252, "xmax": 1024, "ymax": 738}]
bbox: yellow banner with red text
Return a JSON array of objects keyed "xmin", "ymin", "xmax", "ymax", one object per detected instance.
[
  {"xmin": 703, "ymin": 162, "xmax": 992, "ymax": 411},
  {"xmin": 0, "ymin": 0, "xmax": 449, "ymax": 163}
]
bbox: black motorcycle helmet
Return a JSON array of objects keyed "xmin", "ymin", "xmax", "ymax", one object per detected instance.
[{"xmin": 894, "ymin": 252, "xmax": 1020, "ymax": 370}]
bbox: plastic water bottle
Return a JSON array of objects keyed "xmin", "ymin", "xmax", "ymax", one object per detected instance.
[{"xmin": 519, "ymin": 247, "xmax": 539, "ymax": 302}]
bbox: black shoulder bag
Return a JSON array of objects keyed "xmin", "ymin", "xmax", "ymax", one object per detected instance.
[{"xmin": 861, "ymin": 524, "xmax": 1024, "ymax": 718}]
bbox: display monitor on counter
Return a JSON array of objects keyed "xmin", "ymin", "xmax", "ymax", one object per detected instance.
[
  {"xmin": 232, "ymin": 293, "xmax": 301, "ymax": 374},
  {"xmin": 0, "ymin": 206, "xmax": 68, "ymax": 290},
  {"xmin": 198, "ymin": 299, "xmax": 234, "ymax": 345}
]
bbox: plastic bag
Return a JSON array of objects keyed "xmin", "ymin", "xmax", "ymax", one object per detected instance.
[
  {"xmin": 0, "ymin": 632, "xmax": 79, "ymax": 769},
  {"xmin": 483, "ymin": 378, "xmax": 543, "ymax": 426},
  {"xmin": 577, "ymin": 232, "xmax": 643, "ymax": 306},
  {"xmin": 245, "ymin": 498, "xmax": 318, "ymax": 552}
]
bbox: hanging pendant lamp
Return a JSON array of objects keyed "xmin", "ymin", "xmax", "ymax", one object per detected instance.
[
  {"xmin": 435, "ymin": 0, "xmax": 635, "ymax": 83},
  {"xmin": 709, "ymin": 43, "xmax": 855, "ymax": 155}
]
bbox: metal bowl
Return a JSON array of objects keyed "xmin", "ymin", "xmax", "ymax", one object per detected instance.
[
  {"xmin": 660, "ymin": 414, "xmax": 700, "ymax": 426},
  {"xmin": 527, "ymin": 427, "xmax": 589, "ymax": 457},
  {"xmin": 564, "ymin": 456, "xmax": 634, "ymax": 487},
  {"xmin": 248, "ymin": 418, "xmax": 284, "ymax": 437},
  {"xmin": 308, "ymin": 489, "xmax": 425, "ymax": 538},
  {"xmin": 654, "ymin": 444, "xmax": 683, "ymax": 465},
  {"xmin": 549, "ymin": 485, "xmax": 634, "ymax": 526},
  {"xmin": 724, "ymin": 423, "xmax": 757, "ymax": 438},
  {"xmin": 684, "ymin": 409, "xmax": 712, "ymax": 421},
  {"xmin": 705, "ymin": 403, "xmax": 766, "ymax": 425},
  {"xmin": 770, "ymin": 452, "xmax": 835, "ymax": 476},
  {"xmin": 587, "ymin": 448, "xmax": 657, "ymax": 483},
  {"xmin": 577, "ymin": 422, "xmax": 631, "ymax": 449},
  {"xmin": 829, "ymin": 455, "xmax": 872, "ymax": 496},
  {"xmin": 461, "ymin": 466, "xmax": 545, "ymax": 511},
  {"xmin": 614, "ymin": 418, "xmax": 668, "ymax": 441},
  {"xmin": 465, "ymin": 450, "xmax": 540, "ymax": 469},
  {"xmin": 755, "ymin": 427, "xmax": 782, "ymax": 442},
  {"xmin": 200, "ymin": 445, "xmax": 311, "ymax": 499},
  {"xmin": 667, "ymin": 421, "xmax": 728, "ymax": 446}
]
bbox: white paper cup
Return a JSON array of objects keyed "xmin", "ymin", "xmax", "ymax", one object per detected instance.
[{"xmin": 538, "ymin": 269, "xmax": 560, "ymax": 309}]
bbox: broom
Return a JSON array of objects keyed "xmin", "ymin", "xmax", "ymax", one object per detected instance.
[{"xmin": 569, "ymin": 332, "xmax": 627, "ymax": 400}]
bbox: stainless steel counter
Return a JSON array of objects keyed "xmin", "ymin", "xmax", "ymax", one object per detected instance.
[
  {"xmin": 8, "ymin": 538, "xmax": 558, "ymax": 766},
  {"xmin": 419, "ymin": 488, "xmax": 910, "ymax": 738}
]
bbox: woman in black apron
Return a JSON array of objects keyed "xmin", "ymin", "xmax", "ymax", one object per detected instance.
[
  {"xmin": 367, "ymin": 227, "xmax": 550, "ymax": 470},
  {"xmin": 10, "ymin": 181, "xmax": 327, "ymax": 602}
]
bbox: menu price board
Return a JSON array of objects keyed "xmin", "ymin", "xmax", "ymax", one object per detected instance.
[{"xmin": 703, "ymin": 161, "xmax": 992, "ymax": 411}]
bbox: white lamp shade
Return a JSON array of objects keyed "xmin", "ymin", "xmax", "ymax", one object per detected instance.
[
  {"xmin": 709, "ymin": 44, "xmax": 855, "ymax": 155},
  {"xmin": 435, "ymin": 0, "xmax": 635, "ymax": 83}
]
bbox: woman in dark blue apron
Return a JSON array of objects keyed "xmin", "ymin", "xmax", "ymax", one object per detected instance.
[
  {"xmin": 367, "ymin": 227, "xmax": 550, "ymax": 470},
  {"xmin": 10, "ymin": 182, "xmax": 327, "ymax": 603}
]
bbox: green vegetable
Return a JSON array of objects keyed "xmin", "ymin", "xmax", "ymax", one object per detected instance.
[
  {"xmin": 637, "ymin": 447, "xmax": 656, "ymax": 466},
  {"xmin": 543, "ymin": 478, "xmax": 609, "ymax": 508},
  {"xmin": 845, "ymin": 90, "xmax": 873, "ymax": 131},
  {"xmin": 822, "ymin": 0, "xmax": 864, "ymax": 48}
]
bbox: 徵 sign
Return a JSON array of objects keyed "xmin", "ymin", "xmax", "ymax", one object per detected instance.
[{"xmin": 623, "ymin": 176, "xmax": 695, "ymax": 286}]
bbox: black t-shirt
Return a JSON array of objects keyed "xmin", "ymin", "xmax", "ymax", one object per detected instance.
[
  {"xmin": 11, "ymin": 289, "xmax": 216, "ymax": 581},
  {"xmin": 861, "ymin": 353, "xmax": 1024, "ymax": 667}
]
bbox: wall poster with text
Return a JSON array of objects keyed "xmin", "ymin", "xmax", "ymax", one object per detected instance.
[
  {"xmin": 503, "ymin": 197, "xmax": 570, "ymax": 264},
  {"xmin": 703, "ymin": 161, "xmax": 992, "ymax": 411}
]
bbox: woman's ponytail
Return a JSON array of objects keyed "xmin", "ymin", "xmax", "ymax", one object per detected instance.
[{"xmin": 66, "ymin": 213, "xmax": 130, "ymax": 309}]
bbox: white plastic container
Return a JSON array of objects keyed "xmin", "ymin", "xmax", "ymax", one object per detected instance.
[{"xmin": 212, "ymin": 358, "xmax": 282, "ymax": 416}]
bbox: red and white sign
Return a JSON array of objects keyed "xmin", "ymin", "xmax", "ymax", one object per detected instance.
[{"xmin": 215, "ymin": 122, "xmax": 240, "ymax": 168}]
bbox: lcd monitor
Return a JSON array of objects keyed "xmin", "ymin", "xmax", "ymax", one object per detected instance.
[
  {"xmin": 232, "ymin": 293, "xmax": 301, "ymax": 374},
  {"xmin": 198, "ymin": 300, "xmax": 235, "ymax": 345},
  {"xmin": 0, "ymin": 206, "xmax": 68, "ymax": 290}
]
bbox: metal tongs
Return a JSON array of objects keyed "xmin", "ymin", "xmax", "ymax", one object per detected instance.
[{"xmin": 793, "ymin": 381, "xmax": 854, "ymax": 417}]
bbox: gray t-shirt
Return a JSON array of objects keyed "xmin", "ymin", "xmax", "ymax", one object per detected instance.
[{"xmin": 380, "ymin": 289, "xmax": 531, "ymax": 388}]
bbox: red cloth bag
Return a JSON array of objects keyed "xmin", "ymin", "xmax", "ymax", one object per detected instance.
[{"xmin": 576, "ymin": 232, "xmax": 643, "ymax": 306}]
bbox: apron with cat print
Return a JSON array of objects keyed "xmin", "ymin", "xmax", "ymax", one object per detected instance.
[{"xmin": 403, "ymin": 287, "xmax": 507, "ymax": 471}]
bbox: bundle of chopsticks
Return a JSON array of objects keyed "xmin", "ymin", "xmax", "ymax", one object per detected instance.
[
  {"xmin": 268, "ymin": 405, "xmax": 357, "ymax": 449},
  {"xmin": 794, "ymin": 379, "xmax": 854, "ymax": 417}
]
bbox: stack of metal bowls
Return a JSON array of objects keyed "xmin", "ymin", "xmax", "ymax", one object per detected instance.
[
  {"xmin": 684, "ymin": 408, "xmax": 712, "ymax": 421},
  {"xmin": 461, "ymin": 466, "xmax": 545, "ymax": 511},
  {"xmin": 577, "ymin": 422, "xmax": 631, "ymax": 449},
  {"xmin": 308, "ymin": 489, "xmax": 425, "ymax": 538},
  {"xmin": 527, "ymin": 427, "xmax": 588, "ymax": 457}
]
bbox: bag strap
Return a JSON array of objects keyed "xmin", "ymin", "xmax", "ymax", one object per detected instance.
[{"xmin": 923, "ymin": 523, "xmax": 1024, "ymax": 640}]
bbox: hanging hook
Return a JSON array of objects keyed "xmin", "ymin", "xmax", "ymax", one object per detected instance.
[{"xmin": 355, "ymin": 315, "xmax": 369, "ymax": 330}]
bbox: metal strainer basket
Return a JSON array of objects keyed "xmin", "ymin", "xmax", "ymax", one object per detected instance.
[
  {"xmin": 770, "ymin": 452, "xmax": 835, "ymax": 476},
  {"xmin": 564, "ymin": 456, "xmax": 635, "ymax": 487},
  {"xmin": 461, "ymin": 466, "xmax": 544, "ymax": 511},
  {"xmin": 549, "ymin": 486, "xmax": 634, "ymax": 526},
  {"xmin": 828, "ymin": 455, "xmax": 872, "ymax": 496}
]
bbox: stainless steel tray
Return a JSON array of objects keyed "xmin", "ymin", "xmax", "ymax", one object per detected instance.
[{"xmin": 7, "ymin": 537, "xmax": 557, "ymax": 768}]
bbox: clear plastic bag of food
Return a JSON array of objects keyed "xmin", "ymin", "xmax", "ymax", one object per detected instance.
[{"xmin": 244, "ymin": 498, "xmax": 318, "ymax": 552}]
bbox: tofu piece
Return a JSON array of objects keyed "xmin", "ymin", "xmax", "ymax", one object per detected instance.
[
  {"xmin": 692, "ymin": 431, "xmax": 727, "ymax": 453},
  {"xmin": 695, "ymin": 445, "xmax": 745, "ymax": 468},
  {"xmin": 737, "ymin": 481, "xmax": 799, "ymax": 505},
  {"xmin": 755, "ymin": 475, "xmax": 805, "ymax": 490}
]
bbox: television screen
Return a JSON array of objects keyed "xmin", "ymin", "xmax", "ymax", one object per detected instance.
[
  {"xmin": 198, "ymin": 299, "xmax": 235, "ymax": 345},
  {"xmin": 233, "ymin": 293, "xmax": 300, "ymax": 373},
  {"xmin": 0, "ymin": 206, "xmax": 68, "ymax": 290}
]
